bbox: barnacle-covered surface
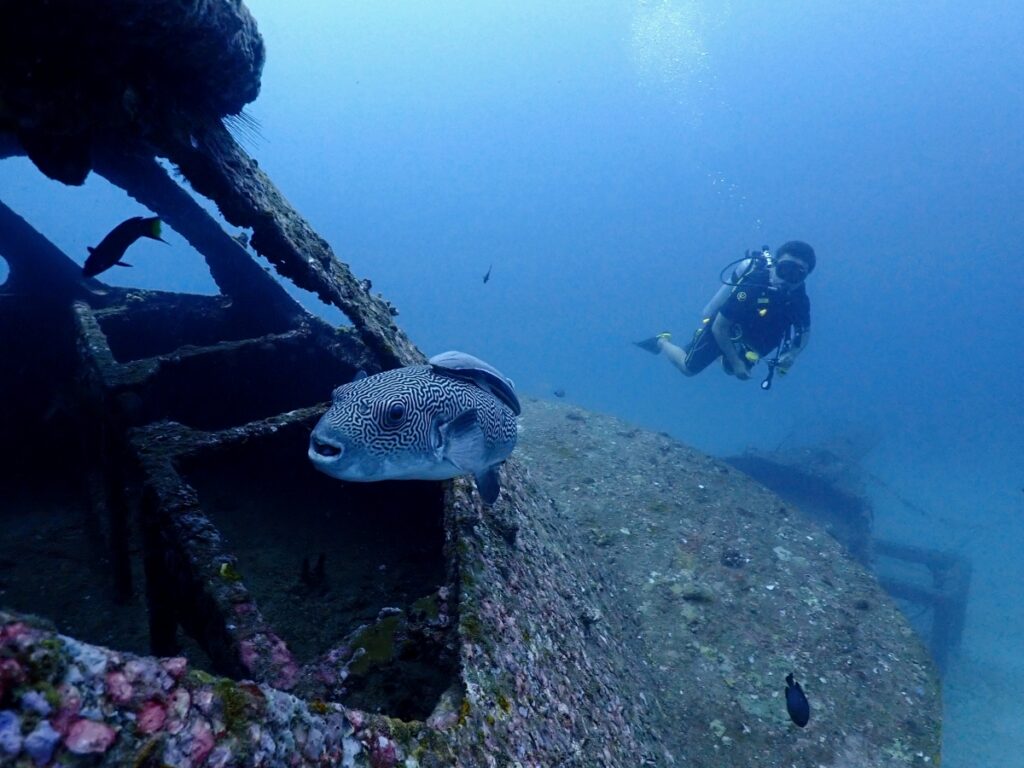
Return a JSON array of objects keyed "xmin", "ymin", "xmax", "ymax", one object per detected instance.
[
  {"xmin": 2, "ymin": 289, "xmax": 667, "ymax": 764},
  {"xmin": 0, "ymin": 612, "xmax": 451, "ymax": 766}
]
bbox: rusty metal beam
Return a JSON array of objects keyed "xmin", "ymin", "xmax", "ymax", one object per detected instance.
[
  {"xmin": 0, "ymin": 198, "xmax": 91, "ymax": 299},
  {"xmin": 92, "ymin": 143, "xmax": 303, "ymax": 323},
  {"xmin": 161, "ymin": 122, "xmax": 423, "ymax": 369}
]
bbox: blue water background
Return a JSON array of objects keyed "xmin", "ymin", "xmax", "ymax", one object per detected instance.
[{"xmin": 1, "ymin": 2, "xmax": 1022, "ymax": 763}]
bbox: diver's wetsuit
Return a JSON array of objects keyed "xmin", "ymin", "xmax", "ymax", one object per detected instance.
[{"xmin": 683, "ymin": 258, "xmax": 810, "ymax": 373}]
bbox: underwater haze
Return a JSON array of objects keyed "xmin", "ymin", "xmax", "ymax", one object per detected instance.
[{"xmin": 2, "ymin": 1, "xmax": 1022, "ymax": 764}]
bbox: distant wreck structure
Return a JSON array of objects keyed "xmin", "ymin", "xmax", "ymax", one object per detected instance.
[
  {"xmin": 0, "ymin": 1, "xmax": 941, "ymax": 766},
  {"xmin": 726, "ymin": 436, "xmax": 971, "ymax": 672}
]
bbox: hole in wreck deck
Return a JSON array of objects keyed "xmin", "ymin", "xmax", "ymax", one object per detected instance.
[
  {"xmin": 0, "ymin": 464, "xmax": 151, "ymax": 657},
  {"xmin": 179, "ymin": 422, "xmax": 458, "ymax": 720},
  {"xmin": 0, "ymin": 301, "xmax": 150, "ymax": 656}
]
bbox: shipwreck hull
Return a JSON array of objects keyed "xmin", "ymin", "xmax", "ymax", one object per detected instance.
[
  {"xmin": 0, "ymin": 1, "xmax": 942, "ymax": 765},
  {"xmin": 0, "ymin": 286, "xmax": 659, "ymax": 765},
  {"xmin": 0, "ymin": 0, "xmax": 659, "ymax": 755},
  {"xmin": 0, "ymin": 287, "xmax": 661, "ymax": 765},
  {"xmin": 2, "ymin": 259, "xmax": 659, "ymax": 766}
]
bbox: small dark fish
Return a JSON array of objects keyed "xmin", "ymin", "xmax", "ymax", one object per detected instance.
[
  {"xmin": 83, "ymin": 216, "xmax": 166, "ymax": 278},
  {"xmin": 553, "ymin": 389, "xmax": 566, "ymax": 398},
  {"xmin": 785, "ymin": 673, "xmax": 810, "ymax": 727},
  {"xmin": 483, "ymin": 264, "xmax": 492, "ymax": 284},
  {"xmin": 232, "ymin": 231, "xmax": 250, "ymax": 249}
]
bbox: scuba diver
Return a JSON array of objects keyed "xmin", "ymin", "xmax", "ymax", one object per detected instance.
[{"xmin": 635, "ymin": 240, "xmax": 815, "ymax": 389}]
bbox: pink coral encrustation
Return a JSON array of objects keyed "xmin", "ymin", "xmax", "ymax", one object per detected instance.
[
  {"xmin": 137, "ymin": 700, "xmax": 168, "ymax": 734},
  {"xmin": 64, "ymin": 719, "xmax": 117, "ymax": 754}
]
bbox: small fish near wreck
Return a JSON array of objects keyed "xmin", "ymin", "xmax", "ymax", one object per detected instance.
[
  {"xmin": 83, "ymin": 215, "xmax": 167, "ymax": 278},
  {"xmin": 309, "ymin": 351, "xmax": 519, "ymax": 504},
  {"xmin": 785, "ymin": 672, "xmax": 811, "ymax": 727}
]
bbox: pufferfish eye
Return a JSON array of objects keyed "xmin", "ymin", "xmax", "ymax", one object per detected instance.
[{"xmin": 383, "ymin": 401, "xmax": 406, "ymax": 427}]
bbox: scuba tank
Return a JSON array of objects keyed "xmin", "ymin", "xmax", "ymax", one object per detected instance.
[
  {"xmin": 723, "ymin": 245, "xmax": 772, "ymax": 368},
  {"xmin": 717, "ymin": 245, "xmax": 795, "ymax": 388}
]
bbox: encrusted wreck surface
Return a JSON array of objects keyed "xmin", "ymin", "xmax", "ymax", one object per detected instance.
[
  {"xmin": 1, "ymin": 0, "xmax": 662, "ymax": 754},
  {"xmin": 0, "ymin": 426, "xmax": 662, "ymax": 765},
  {"xmin": 516, "ymin": 400, "xmax": 943, "ymax": 767},
  {"xmin": 1, "ymin": 398, "xmax": 943, "ymax": 766}
]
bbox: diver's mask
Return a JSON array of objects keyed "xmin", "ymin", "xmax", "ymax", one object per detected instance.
[{"xmin": 775, "ymin": 259, "xmax": 808, "ymax": 284}]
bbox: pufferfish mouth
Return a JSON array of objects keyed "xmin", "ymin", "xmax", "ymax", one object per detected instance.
[{"xmin": 309, "ymin": 436, "xmax": 343, "ymax": 460}]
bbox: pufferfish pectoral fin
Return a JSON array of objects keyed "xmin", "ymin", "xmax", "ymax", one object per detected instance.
[
  {"xmin": 440, "ymin": 409, "xmax": 502, "ymax": 503},
  {"xmin": 474, "ymin": 466, "xmax": 501, "ymax": 505},
  {"xmin": 441, "ymin": 409, "xmax": 485, "ymax": 472}
]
